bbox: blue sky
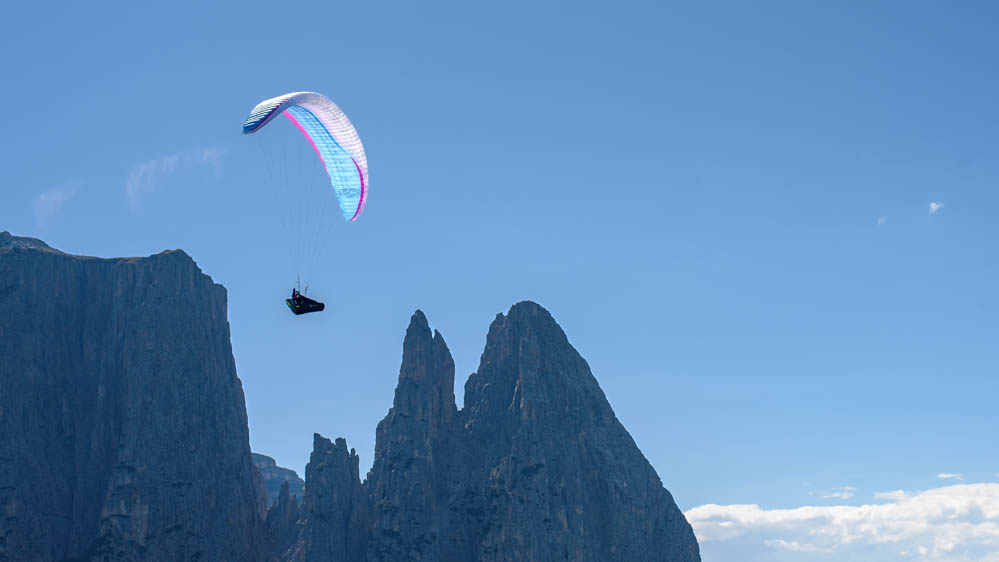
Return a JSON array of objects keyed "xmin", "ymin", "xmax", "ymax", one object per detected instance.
[{"xmin": 2, "ymin": 1, "xmax": 997, "ymax": 559}]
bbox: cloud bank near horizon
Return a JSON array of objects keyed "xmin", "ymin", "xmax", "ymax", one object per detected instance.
[{"xmin": 686, "ymin": 482, "xmax": 999, "ymax": 561}]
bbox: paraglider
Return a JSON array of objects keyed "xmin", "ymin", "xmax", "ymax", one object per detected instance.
[
  {"xmin": 286, "ymin": 288, "xmax": 325, "ymax": 315},
  {"xmin": 242, "ymin": 91, "xmax": 368, "ymax": 315}
]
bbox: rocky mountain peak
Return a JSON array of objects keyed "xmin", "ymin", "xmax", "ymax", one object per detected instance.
[
  {"xmin": 463, "ymin": 300, "xmax": 613, "ymax": 431},
  {"xmin": 361, "ymin": 311, "xmax": 459, "ymax": 560},
  {"xmin": 0, "ymin": 233, "xmax": 269, "ymax": 561},
  {"xmin": 392, "ymin": 309, "xmax": 457, "ymax": 424},
  {"xmin": 297, "ymin": 302, "xmax": 700, "ymax": 561},
  {"xmin": 0, "ymin": 230, "xmax": 57, "ymax": 253},
  {"xmin": 3, "ymin": 230, "xmax": 699, "ymax": 561}
]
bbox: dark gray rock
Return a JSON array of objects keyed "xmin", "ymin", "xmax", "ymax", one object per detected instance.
[
  {"xmin": 0, "ymin": 230, "xmax": 55, "ymax": 253},
  {"xmin": 365, "ymin": 310, "xmax": 456, "ymax": 561},
  {"xmin": 254, "ymin": 453, "xmax": 306, "ymax": 507},
  {"xmin": 456, "ymin": 302, "xmax": 700, "ymax": 561},
  {"xmin": 0, "ymin": 232, "xmax": 270, "ymax": 561},
  {"xmin": 267, "ymin": 481, "xmax": 302, "ymax": 561},
  {"xmin": 0, "ymin": 229, "xmax": 698, "ymax": 561},
  {"xmin": 295, "ymin": 304, "xmax": 699, "ymax": 562},
  {"xmin": 299, "ymin": 434, "xmax": 370, "ymax": 562}
]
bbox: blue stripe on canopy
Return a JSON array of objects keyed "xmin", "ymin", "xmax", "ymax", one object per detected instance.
[{"xmin": 284, "ymin": 106, "xmax": 363, "ymax": 221}]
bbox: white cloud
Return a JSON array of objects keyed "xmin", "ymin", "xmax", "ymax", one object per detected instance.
[
  {"xmin": 686, "ymin": 483, "xmax": 999, "ymax": 562},
  {"xmin": 765, "ymin": 538, "xmax": 833, "ymax": 553},
  {"xmin": 35, "ymin": 185, "xmax": 77, "ymax": 227},
  {"xmin": 938, "ymin": 473, "xmax": 964, "ymax": 481},
  {"xmin": 877, "ymin": 216, "xmax": 887, "ymax": 226},
  {"xmin": 126, "ymin": 148, "xmax": 223, "ymax": 212},
  {"xmin": 818, "ymin": 486, "xmax": 856, "ymax": 500},
  {"xmin": 875, "ymin": 490, "xmax": 909, "ymax": 502},
  {"xmin": 929, "ymin": 202, "xmax": 944, "ymax": 214}
]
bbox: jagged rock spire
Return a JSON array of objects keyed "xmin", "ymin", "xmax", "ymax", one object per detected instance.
[{"xmin": 297, "ymin": 303, "xmax": 699, "ymax": 561}]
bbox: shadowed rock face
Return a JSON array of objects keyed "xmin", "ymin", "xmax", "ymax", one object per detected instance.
[
  {"xmin": 0, "ymin": 232, "xmax": 269, "ymax": 561},
  {"xmin": 296, "ymin": 303, "xmax": 700, "ymax": 562},
  {"xmin": 0, "ymin": 231, "xmax": 697, "ymax": 561},
  {"xmin": 268, "ymin": 481, "xmax": 302, "ymax": 561},
  {"xmin": 457, "ymin": 302, "xmax": 700, "ymax": 562},
  {"xmin": 254, "ymin": 453, "xmax": 306, "ymax": 507},
  {"xmin": 365, "ymin": 310, "xmax": 456, "ymax": 561},
  {"xmin": 299, "ymin": 435, "xmax": 370, "ymax": 562}
]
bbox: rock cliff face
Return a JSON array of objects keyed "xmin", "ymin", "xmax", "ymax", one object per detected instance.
[
  {"xmin": 267, "ymin": 481, "xmax": 302, "ymax": 561},
  {"xmin": 254, "ymin": 453, "xmax": 306, "ymax": 507},
  {"xmin": 0, "ymin": 230, "xmax": 698, "ymax": 561},
  {"xmin": 457, "ymin": 303, "xmax": 699, "ymax": 561},
  {"xmin": 365, "ymin": 310, "xmax": 456, "ymax": 561},
  {"xmin": 296, "ymin": 303, "xmax": 700, "ymax": 561},
  {"xmin": 0, "ymin": 232, "xmax": 269, "ymax": 561},
  {"xmin": 298, "ymin": 435, "xmax": 370, "ymax": 562}
]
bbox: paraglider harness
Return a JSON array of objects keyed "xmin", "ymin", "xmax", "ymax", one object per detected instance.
[{"xmin": 286, "ymin": 287, "xmax": 325, "ymax": 315}]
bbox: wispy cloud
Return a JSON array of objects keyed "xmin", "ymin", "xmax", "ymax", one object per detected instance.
[
  {"xmin": 126, "ymin": 148, "xmax": 223, "ymax": 212},
  {"xmin": 876, "ymin": 216, "xmax": 887, "ymax": 226},
  {"xmin": 818, "ymin": 486, "xmax": 856, "ymax": 500},
  {"xmin": 875, "ymin": 490, "xmax": 909, "ymax": 501},
  {"xmin": 35, "ymin": 185, "xmax": 77, "ymax": 227},
  {"xmin": 686, "ymin": 482, "xmax": 999, "ymax": 562},
  {"xmin": 929, "ymin": 202, "xmax": 944, "ymax": 214},
  {"xmin": 937, "ymin": 473, "xmax": 964, "ymax": 481},
  {"xmin": 764, "ymin": 538, "xmax": 832, "ymax": 553}
]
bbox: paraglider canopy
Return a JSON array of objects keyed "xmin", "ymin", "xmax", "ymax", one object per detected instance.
[
  {"xmin": 243, "ymin": 91, "xmax": 368, "ymax": 222},
  {"xmin": 243, "ymin": 91, "xmax": 368, "ymax": 316}
]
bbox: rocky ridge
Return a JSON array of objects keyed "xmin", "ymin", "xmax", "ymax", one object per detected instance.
[
  {"xmin": 0, "ymin": 231, "xmax": 698, "ymax": 561},
  {"xmin": 0, "ymin": 232, "xmax": 269, "ymax": 561},
  {"xmin": 287, "ymin": 303, "xmax": 700, "ymax": 561}
]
